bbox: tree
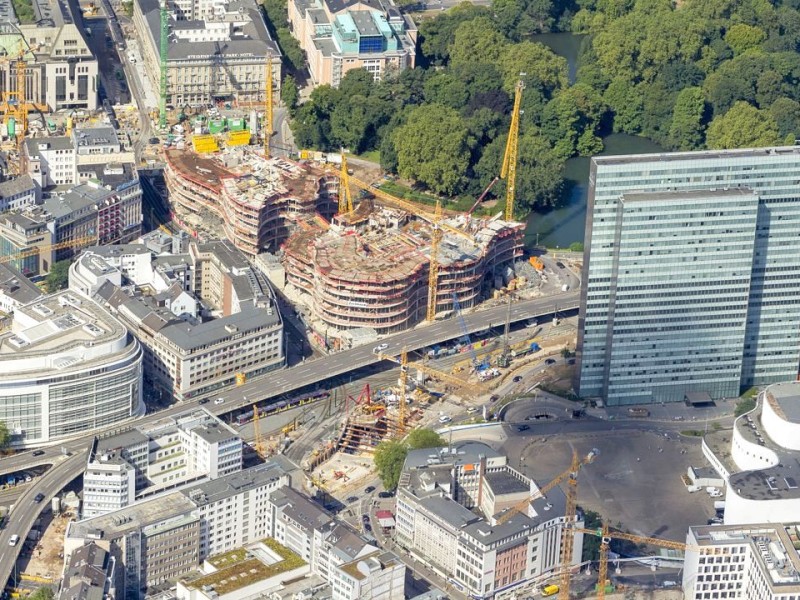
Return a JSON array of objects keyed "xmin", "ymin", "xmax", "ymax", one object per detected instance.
[
  {"xmin": 281, "ymin": 75, "xmax": 299, "ymax": 113},
  {"xmin": 46, "ymin": 260, "xmax": 70, "ymax": 293},
  {"xmin": 498, "ymin": 41, "xmax": 568, "ymax": 98},
  {"xmin": 392, "ymin": 104, "xmax": 473, "ymax": 195},
  {"xmin": 668, "ymin": 87, "xmax": 707, "ymax": 150},
  {"xmin": 541, "ymin": 83, "xmax": 607, "ymax": 159},
  {"xmin": 725, "ymin": 23, "xmax": 767, "ymax": 54},
  {"xmin": 0, "ymin": 421, "xmax": 9, "ymax": 450},
  {"xmin": 448, "ymin": 17, "xmax": 508, "ymax": 68},
  {"xmin": 769, "ymin": 97, "xmax": 800, "ymax": 139},
  {"xmin": 28, "ymin": 589, "xmax": 54, "ymax": 600},
  {"xmin": 373, "ymin": 440, "xmax": 408, "ymax": 490},
  {"xmin": 735, "ymin": 397, "xmax": 757, "ymax": 417},
  {"xmin": 418, "ymin": 4, "xmax": 492, "ymax": 65},
  {"xmin": 423, "ymin": 72, "xmax": 470, "ymax": 110},
  {"xmin": 706, "ymin": 101, "xmax": 782, "ymax": 149},
  {"xmin": 406, "ymin": 428, "xmax": 445, "ymax": 449}
]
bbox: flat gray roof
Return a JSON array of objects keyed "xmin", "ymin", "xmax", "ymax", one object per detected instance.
[
  {"xmin": 191, "ymin": 421, "xmax": 237, "ymax": 444},
  {"xmin": 404, "ymin": 442, "xmax": 501, "ymax": 470},
  {"xmin": 158, "ymin": 305, "xmax": 280, "ymax": 352},
  {"xmin": 418, "ymin": 495, "xmax": 480, "ymax": 530},
  {"xmin": 182, "ymin": 461, "xmax": 290, "ymax": 506},
  {"xmin": 594, "ymin": 145, "xmax": 800, "ymax": 167},
  {"xmin": 766, "ymin": 381, "xmax": 800, "ymax": 424},
  {"xmin": 0, "ymin": 263, "xmax": 41, "ymax": 305},
  {"xmin": 43, "ymin": 184, "xmax": 114, "ymax": 220},
  {"xmin": 97, "ymin": 429, "xmax": 149, "ymax": 454},
  {"xmin": 484, "ymin": 471, "xmax": 528, "ymax": 496},
  {"xmin": 73, "ymin": 127, "xmax": 120, "ymax": 148}
]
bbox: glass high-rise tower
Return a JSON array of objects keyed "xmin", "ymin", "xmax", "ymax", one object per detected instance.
[{"xmin": 577, "ymin": 146, "xmax": 800, "ymax": 405}]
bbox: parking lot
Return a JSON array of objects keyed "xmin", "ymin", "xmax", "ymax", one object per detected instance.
[{"xmin": 517, "ymin": 429, "xmax": 715, "ymax": 542}]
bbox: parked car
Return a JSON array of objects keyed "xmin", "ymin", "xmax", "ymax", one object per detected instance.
[
  {"xmin": 31, "ymin": 450, "xmax": 44, "ymax": 457},
  {"xmin": 365, "ymin": 486, "xmax": 375, "ymax": 494},
  {"xmin": 567, "ymin": 358, "xmax": 576, "ymax": 365},
  {"xmin": 545, "ymin": 358, "xmax": 556, "ymax": 365},
  {"xmin": 489, "ymin": 395, "xmax": 499, "ymax": 402},
  {"xmin": 378, "ymin": 491, "xmax": 394, "ymax": 499},
  {"xmin": 33, "ymin": 493, "xmax": 44, "ymax": 503},
  {"xmin": 346, "ymin": 496, "xmax": 358, "ymax": 503},
  {"xmin": 513, "ymin": 375, "xmax": 523, "ymax": 383},
  {"xmin": 517, "ymin": 425, "xmax": 530, "ymax": 432},
  {"xmin": 438, "ymin": 415, "xmax": 452, "ymax": 424}
]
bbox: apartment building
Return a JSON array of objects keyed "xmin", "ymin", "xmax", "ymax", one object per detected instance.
[
  {"xmin": 82, "ymin": 408, "xmax": 242, "ymax": 518},
  {"xmin": 133, "ymin": 0, "xmax": 281, "ymax": 108},
  {"xmin": 395, "ymin": 442, "xmax": 583, "ymax": 598},
  {"xmin": 683, "ymin": 524, "xmax": 800, "ymax": 600},
  {"xmin": 0, "ymin": 0, "xmax": 99, "ymax": 111},
  {"xmin": 578, "ymin": 146, "xmax": 800, "ymax": 405},
  {"xmin": 289, "ymin": 0, "xmax": 417, "ymax": 87}
]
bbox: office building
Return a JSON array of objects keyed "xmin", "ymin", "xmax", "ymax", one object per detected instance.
[
  {"xmin": 0, "ymin": 290, "xmax": 143, "ymax": 446},
  {"xmin": 578, "ymin": 146, "xmax": 800, "ymax": 405},
  {"xmin": 683, "ymin": 523, "xmax": 800, "ymax": 600},
  {"xmin": 82, "ymin": 408, "xmax": 243, "ymax": 518},
  {"xmin": 132, "ymin": 0, "xmax": 281, "ymax": 108},
  {"xmin": 80, "ymin": 240, "xmax": 285, "ymax": 401},
  {"xmin": 0, "ymin": 2, "xmax": 99, "ymax": 112},
  {"xmin": 395, "ymin": 442, "xmax": 582, "ymax": 598},
  {"xmin": 289, "ymin": 0, "xmax": 417, "ymax": 87},
  {"xmin": 65, "ymin": 460, "xmax": 294, "ymax": 597}
]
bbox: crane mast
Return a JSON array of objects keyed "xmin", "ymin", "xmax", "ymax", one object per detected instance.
[
  {"xmin": 501, "ymin": 78, "xmax": 524, "ymax": 221},
  {"xmin": 426, "ymin": 200, "xmax": 443, "ymax": 322},
  {"xmin": 158, "ymin": 0, "xmax": 169, "ymax": 131},
  {"xmin": 338, "ymin": 150, "xmax": 353, "ymax": 215},
  {"xmin": 264, "ymin": 59, "xmax": 273, "ymax": 158}
]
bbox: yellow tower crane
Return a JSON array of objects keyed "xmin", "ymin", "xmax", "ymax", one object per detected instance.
[
  {"xmin": 578, "ymin": 523, "xmax": 714, "ymax": 600},
  {"xmin": 377, "ymin": 348, "xmax": 482, "ymax": 433},
  {"xmin": 501, "ymin": 78, "xmax": 524, "ymax": 221},
  {"xmin": 426, "ymin": 200, "xmax": 443, "ymax": 322},
  {"xmin": 495, "ymin": 449, "xmax": 598, "ymax": 600},
  {"xmin": 342, "ymin": 176, "xmax": 476, "ymax": 322},
  {"xmin": 14, "ymin": 51, "xmax": 26, "ymax": 152},
  {"xmin": 264, "ymin": 58, "xmax": 273, "ymax": 159},
  {"xmin": 338, "ymin": 150, "xmax": 354, "ymax": 216},
  {"xmin": 0, "ymin": 236, "xmax": 96, "ymax": 266}
]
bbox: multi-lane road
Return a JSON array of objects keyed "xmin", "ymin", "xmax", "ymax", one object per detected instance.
[{"xmin": 0, "ymin": 290, "xmax": 579, "ymax": 588}]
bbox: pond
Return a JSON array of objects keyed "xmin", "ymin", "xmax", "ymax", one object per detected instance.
[{"xmin": 523, "ymin": 33, "xmax": 667, "ymax": 249}]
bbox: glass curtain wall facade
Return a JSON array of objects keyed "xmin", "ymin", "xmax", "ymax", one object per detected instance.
[{"xmin": 578, "ymin": 147, "xmax": 800, "ymax": 405}]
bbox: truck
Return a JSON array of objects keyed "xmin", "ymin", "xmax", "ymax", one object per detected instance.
[{"xmin": 628, "ymin": 408, "xmax": 650, "ymax": 418}]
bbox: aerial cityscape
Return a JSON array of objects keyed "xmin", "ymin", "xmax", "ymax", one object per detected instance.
[{"xmin": 0, "ymin": 0, "xmax": 798, "ymax": 599}]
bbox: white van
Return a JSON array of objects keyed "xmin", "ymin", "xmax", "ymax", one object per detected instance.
[{"xmin": 9, "ymin": 534, "xmax": 19, "ymax": 546}]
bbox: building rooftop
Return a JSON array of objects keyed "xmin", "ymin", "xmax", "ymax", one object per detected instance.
[
  {"xmin": 0, "ymin": 291, "xmax": 128, "ymax": 373},
  {"xmin": 404, "ymin": 442, "xmax": 503, "ymax": 470},
  {"xmin": 690, "ymin": 523, "xmax": 800, "ymax": 591},
  {"xmin": 338, "ymin": 550, "xmax": 402, "ymax": 582},
  {"xmin": 593, "ymin": 145, "xmax": 800, "ymax": 167},
  {"xmin": 0, "ymin": 263, "xmax": 42, "ymax": 306},
  {"xmin": 765, "ymin": 381, "xmax": 800, "ymax": 424},
  {"xmin": 0, "ymin": 174, "xmax": 35, "ymax": 199},
  {"xmin": 418, "ymin": 495, "xmax": 481, "ymax": 530},
  {"xmin": 269, "ymin": 486, "xmax": 333, "ymax": 532},
  {"xmin": 68, "ymin": 491, "xmax": 197, "ymax": 540},
  {"xmin": 43, "ymin": 183, "xmax": 115, "ymax": 221},
  {"xmin": 182, "ymin": 461, "xmax": 291, "ymax": 507},
  {"xmin": 483, "ymin": 471, "xmax": 529, "ymax": 496},
  {"xmin": 158, "ymin": 304, "xmax": 279, "ymax": 352},
  {"xmin": 72, "ymin": 126, "xmax": 120, "ymax": 149},
  {"xmin": 461, "ymin": 512, "xmax": 536, "ymax": 547},
  {"xmin": 24, "ymin": 136, "xmax": 74, "ymax": 158}
]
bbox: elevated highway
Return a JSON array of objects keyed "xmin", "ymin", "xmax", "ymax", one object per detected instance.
[{"xmin": 0, "ymin": 290, "xmax": 579, "ymax": 589}]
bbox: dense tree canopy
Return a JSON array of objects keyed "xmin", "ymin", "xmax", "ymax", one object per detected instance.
[
  {"xmin": 373, "ymin": 429, "xmax": 444, "ymax": 489},
  {"xmin": 288, "ymin": 0, "xmax": 800, "ymax": 213}
]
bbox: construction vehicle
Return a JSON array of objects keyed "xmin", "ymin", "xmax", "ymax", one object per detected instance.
[
  {"xmin": 496, "ymin": 448, "xmax": 598, "ymax": 600},
  {"xmin": 578, "ymin": 522, "xmax": 713, "ymax": 600},
  {"xmin": 541, "ymin": 584, "xmax": 559, "ymax": 597},
  {"xmin": 501, "ymin": 78, "xmax": 524, "ymax": 221}
]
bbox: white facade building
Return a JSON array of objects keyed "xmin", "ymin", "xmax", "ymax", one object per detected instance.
[
  {"xmin": 0, "ymin": 175, "xmax": 39, "ymax": 212},
  {"xmin": 82, "ymin": 408, "xmax": 242, "ymax": 518},
  {"xmin": 683, "ymin": 524, "xmax": 800, "ymax": 600},
  {"xmin": 395, "ymin": 443, "xmax": 583, "ymax": 599},
  {"xmin": 0, "ymin": 291, "xmax": 142, "ymax": 446},
  {"xmin": 702, "ymin": 382, "xmax": 800, "ymax": 525}
]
